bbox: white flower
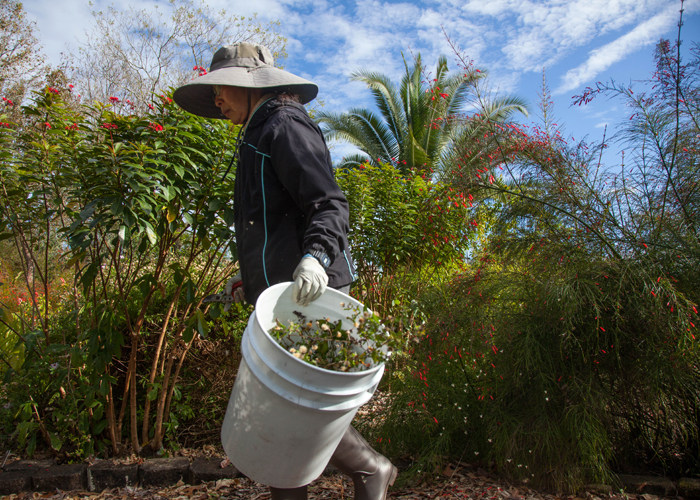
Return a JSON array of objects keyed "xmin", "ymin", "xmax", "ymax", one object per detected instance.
[{"xmin": 299, "ymin": 346, "xmax": 308, "ymax": 354}]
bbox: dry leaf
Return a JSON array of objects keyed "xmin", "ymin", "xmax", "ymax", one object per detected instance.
[
  {"xmin": 442, "ymin": 464, "xmax": 458, "ymax": 477},
  {"xmin": 214, "ymin": 478, "xmax": 235, "ymax": 491}
]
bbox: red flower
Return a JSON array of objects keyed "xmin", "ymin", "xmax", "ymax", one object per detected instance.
[
  {"xmin": 109, "ymin": 96, "xmax": 120, "ymax": 103},
  {"xmin": 43, "ymin": 122, "xmax": 51, "ymax": 129},
  {"xmin": 47, "ymin": 86, "xmax": 59, "ymax": 94},
  {"xmin": 148, "ymin": 122, "xmax": 164, "ymax": 132},
  {"xmin": 439, "ymin": 93, "xmax": 448, "ymax": 98},
  {"xmin": 100, "ymin": 123, "xmax": 118, "ymax": 130},
  {"xmin": 148, "ymin": 103, "xmax": 155, "ymax": 110},
  {"xmin": 2, "ymin": 97, "xmax": 13, "ymax": 106}
]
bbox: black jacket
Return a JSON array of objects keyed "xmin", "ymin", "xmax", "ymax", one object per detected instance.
[{"xmin": 234, "ymin": 97, "xmax": 356, "ymax": 304}]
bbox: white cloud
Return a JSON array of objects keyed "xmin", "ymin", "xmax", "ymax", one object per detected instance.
[
  {"xmin": 22, "ymin": 0, "xmax": 699, "ymax": 153},
  {"xmin": 499, "ymin": 0, "xmax": 674, "ymax": 72},
  {"xmin": 26, "ymin": 0, "xmax": 96, "ymax": 64},
  {"xmin": 554, "ymin": 4, "xmax": 680, "ymax": 94}
]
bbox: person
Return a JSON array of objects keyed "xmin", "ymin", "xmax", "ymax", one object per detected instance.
[{"xmin": 173, "ymin": 43, "xmax": 398, "ymax": 500}]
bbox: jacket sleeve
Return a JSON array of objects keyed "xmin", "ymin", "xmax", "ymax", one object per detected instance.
[{"xmin": 268, "ymin": 111, "xmax": 350, "ymax": 264}]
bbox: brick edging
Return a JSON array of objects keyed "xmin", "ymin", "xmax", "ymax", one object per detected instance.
[{"xmin": 0, "ymin": 457, "xmax": 243, "ymax": 495}]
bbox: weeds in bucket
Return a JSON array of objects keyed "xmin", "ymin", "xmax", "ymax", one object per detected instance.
[{"xmin": 269, "ymin": 303, "xmax": 398, "ymax": 371}]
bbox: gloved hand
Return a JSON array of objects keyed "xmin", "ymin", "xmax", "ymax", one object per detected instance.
[
  {"xmin": 292, "ymin": 255, "xmax": 328, "ymax": 306},
  {"xmin": 224, "ymin": 273, "xmax": 245, "ymax": 312}
]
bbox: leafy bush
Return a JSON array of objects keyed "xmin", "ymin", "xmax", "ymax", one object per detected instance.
[
  {"xmin": 375, "ymin": 37, "xmax": 700, "ymax": 491},
  {"xmin": 0, "ymin": 85, "xmax": 249, "ymax": 458}
]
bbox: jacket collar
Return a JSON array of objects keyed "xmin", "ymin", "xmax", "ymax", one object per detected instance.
[{"xmin": 246, "ymin": 97, "xmax": 308, "ymax": 130}]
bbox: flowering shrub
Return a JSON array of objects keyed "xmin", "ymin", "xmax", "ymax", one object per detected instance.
[
  {"xmin": 336, "ymin": 161, "xmax": 474, "ymax": 312},
  {"xmin": 374, "ymin": 37, "xmax": 700, "ymax": 490},
  {"xmin": 0, "ymin": 83, "xmax": 246, "ymax": 458}
]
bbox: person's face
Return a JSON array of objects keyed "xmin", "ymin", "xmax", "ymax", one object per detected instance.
[{"xmin": 213, "ymin": 85, "xmax": 250, "ymax": 124}]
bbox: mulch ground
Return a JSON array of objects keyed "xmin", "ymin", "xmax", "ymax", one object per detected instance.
[{"xmin": 2, "ymin": 461, "xmax": 655, "ymax": 500}]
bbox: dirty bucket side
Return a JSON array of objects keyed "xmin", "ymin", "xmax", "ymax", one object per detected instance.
[
  {"xmin": 221, "ymin": 328, "xmax": 361, "ymax": 487},
  {"xmin": 221, "ymin": 283, "xmax": 386, "ymax": 488}
]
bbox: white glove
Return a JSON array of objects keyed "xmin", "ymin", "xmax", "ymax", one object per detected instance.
[
  {"xmin": 224, "ymin": 273, "xmax": 245, "ymax": 311},
  {"xmin": 292, "ymin": 256, "xmax": 328, "ymax": 306}
]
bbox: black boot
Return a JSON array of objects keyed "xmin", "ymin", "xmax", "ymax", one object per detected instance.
[
  {"xmin": 269, "ymin": 486, "xmax": 307, "ymax": 500},
  {"xmin": 330, "ymin": 426, "xmax": 398, "ymax": 500}
]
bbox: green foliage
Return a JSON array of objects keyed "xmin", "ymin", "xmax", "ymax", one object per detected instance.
[
  {"xmin": 375, "ymin": 37, "xmax": 700, "ymax": 491},
  {"xmin": 0, "ymin": 85, "xmax": 248, "ymax": 458},
  {"xmin": 380, "ymin": 253, "xmax": 697, "ymax": 490},
  {"xmin": 336, "ymin": 161, "xmax": 474, "ymax": 299},
  {"xmin": 336, "ymin": 160, "xmax": 478, "ymax": 375}
]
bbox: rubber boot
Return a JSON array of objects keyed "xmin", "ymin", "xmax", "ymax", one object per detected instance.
[
  {"xmin": 269, "ymin": 486, "xmax": 307, "ymax": 500},
  {"xmin": 330, "ymin": 426, "xmax": 398, "ymax": 500}
]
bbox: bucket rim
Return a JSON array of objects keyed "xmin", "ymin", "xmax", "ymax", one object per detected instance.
[{"xmin": 254, "ymin": 282, "xmax": 386, "ymax": 377}]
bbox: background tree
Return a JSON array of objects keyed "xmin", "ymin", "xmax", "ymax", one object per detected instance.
[
  {"xmin": 70, "ymin": 0, "xmax": 287, "ymax": 109},
  {"xmin": 0, "ymin": 0, "xmax": 45, "ymax": 121},
  {"xmin": 319, "ymin": 54, "xmax": 527, "ymax": 175}
]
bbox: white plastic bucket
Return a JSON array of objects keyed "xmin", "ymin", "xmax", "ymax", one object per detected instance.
[{"xmin": 221, "ymin": 282, "xmax": 385, "ymax": 488}]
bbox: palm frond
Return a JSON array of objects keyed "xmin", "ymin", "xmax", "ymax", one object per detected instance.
[
  {"xmin": 335, "ymin": 152, "xmax": 371, "ymax": 171},
  {"xmin": 351, "ymin": 70, "xmax": 406, "ymax": 149},
  {"xmin": 479, "ymin": 95, "xmax": 530, "ymax": 122},
  {"xmin": 318, "ymin": 108, "xmax": 400, "ymax": 164}
]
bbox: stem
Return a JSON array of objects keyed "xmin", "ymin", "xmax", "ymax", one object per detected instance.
[
  {"xmin": 106, "ymin": 367, "xmax": 120, "ymax": 455},
  {"xmin": 142, "ymin": 280, "xmax": 183, "ymax": 443},
  {"xmin": 128, "ymin": 334, "xmax": 140, "ymax": 453},
  {"xmin": 152, "ymin": 340, "xmax": 179, "ymax": 452},
  {"xmin": 42, "ymin": 188, "xmax": 50, "ymax": 339},
  {"xmin": 162, "ymin": 337, "xmax": 193, "ymax": 434}
]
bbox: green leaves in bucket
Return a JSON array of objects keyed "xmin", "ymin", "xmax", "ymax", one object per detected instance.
[{"xmin": 269, "ymin": 302, "xmax": 397, "ymax": 371}]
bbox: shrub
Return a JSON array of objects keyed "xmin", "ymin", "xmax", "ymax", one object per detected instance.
[
  {"xmin": 0, "ymin": 85, "xmax": 248, "ymax": 458},
  {"xmin": 376, "ymin": 35, "xmax": 700, "ymax": 491}
]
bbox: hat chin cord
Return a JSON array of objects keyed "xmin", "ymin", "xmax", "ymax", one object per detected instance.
[{"xmin": 245, "ymin": 89, "xmax": 252, "ymax": 123}]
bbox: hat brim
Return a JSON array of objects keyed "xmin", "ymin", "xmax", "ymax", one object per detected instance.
[{"xmin": 173, "ymin": 66, "xmax": 319, "ymax": 118}]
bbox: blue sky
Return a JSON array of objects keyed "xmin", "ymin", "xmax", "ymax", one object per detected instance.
[{"xmin": 26, "ymin": 0, "xmax": 700, "ymax": 167}]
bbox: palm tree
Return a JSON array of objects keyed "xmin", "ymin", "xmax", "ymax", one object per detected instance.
[{"xmin": 318, "ymin": 53, "xmax": 528, "ymax": 175}]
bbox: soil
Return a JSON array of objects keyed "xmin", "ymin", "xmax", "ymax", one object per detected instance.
[{"xmin": 1, "ymin": 455, "xmax": 656, "ymax": 500}]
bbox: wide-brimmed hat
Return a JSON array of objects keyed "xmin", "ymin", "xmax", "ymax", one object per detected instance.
[{"xmin": 173, "ymin": 43, "xmax": 319, "ymax": 119}]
